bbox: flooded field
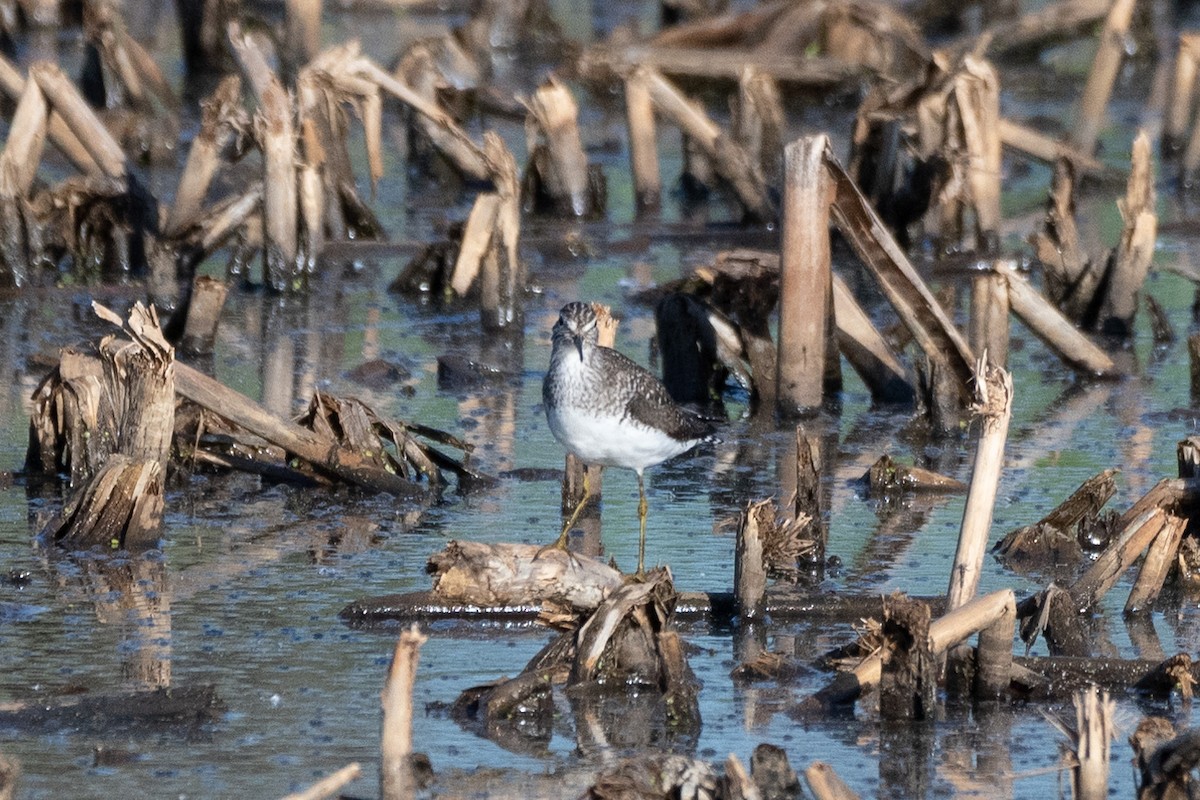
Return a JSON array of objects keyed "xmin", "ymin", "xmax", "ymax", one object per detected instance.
[{"xmin": 2, "ymin": 0, "xmax": 1200, "ymax": 798}]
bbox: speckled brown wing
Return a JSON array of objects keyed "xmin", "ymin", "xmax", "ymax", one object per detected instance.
[{"xmin": 593, "ymin": 347, "xmax": 717, "ymax": 443}]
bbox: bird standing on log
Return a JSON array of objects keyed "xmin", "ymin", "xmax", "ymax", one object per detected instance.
[{"xmin": 542, "ymin": 301, "xmax": 717, "ymax": 575}]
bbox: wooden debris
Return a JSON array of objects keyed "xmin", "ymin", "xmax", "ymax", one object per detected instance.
[
  {"xmin": 427, "ymin": 540, "xmax": 623, "ymax": 612},
  {"xmin": 795, "ymin": 589, "xmax": 1015, "ymax": 715},
  {"xmin": 1125, "ymin": 514, "xmax": 1187, "ymax": 615},
  {"xmin": 640, "ymin": 67, "xmax": 773, "ymax": 220},
  {"xmin": 1132, "ymin": 720, "xmax": 1200, "ymax": 800},
  {"xmin": 849, "ymin": 51, "xmax": 1002, "ymax": 253},
  {"xmin": 522, "ymin": 76, "xmax": 604, "ymax": 218},
  {"xmin": 380, "ymin": 624, "xmax": 427, "ymax": 800},
  {"xmin": 585, "ymin": 0, "xmax": 927, "ymax": 87},
  {"xmin": 177, "ymin": 276, "xmax": 229, "ymax": 356},
  {"xmin": 733, "ymin": 67, "xmax": 784, "ymax": 188},
  {"xmin": 946, "ymin": 359, "xmax": 1013, "ymax": 611},
  {"xmin": 993, "ymin": 259, "xmax": 1118, "ymax": 376},
  {"xmin": 735, "ymin": 500, "xmax": 770, "ymax": 619},
  {"xmin": 584, "ymin": 754, "xmax": 719, "ymax": 800},
  {"xmin": 42, "ymin": 303, "xmax": 174, "ymax": 549},
  {"xmin": 1100, "ymin": 131, "xmax": 1157, "ymax": 336},
  {"xmin": 0, "ymin": 685, "xmax": 223, "ymax": 733},
  {"xmin": 281, "ymin": 763, "xmax": 362, "ymax": 800},
  {"xmin": 777, "ymin": 135, "xmax": 836, "ymax": 417},
  {"xmin": 805, "ymin": 762, "xmax": 861, "ymax": 800},
  {"xmin": 1019, "ymin": 585, "xmax": 1089, "ymax": 657},
  {"xmin": 163, "ymin": 75, "xmax": 247, "ymax": 238},
  {"xmin": 393, "ymin": 43, "xmax": 490, "ymax": 183},
  {"xmin": 1168, "ymin": 34, "xmax": 1200, "ymax": 153},
  {"xmin": 827, "ymin": 154, "xmax": 977, "ymax": 416},
  {"xmin": 1034, "ymin": 159, "xmax": 1100, "ymax": 322},
  {"xmin": 830, "ymin": 274, "xmax": 915, "ymax": 404},
  {"xmin": 864, "ymin": 454, "xmax": 966, "ymax": 494},
  {"xmin": 624, "ymin": 68, "xmax": 661, "ymax": 212},
  {"xmin": 978, "ymin": 0, "xmax": 1111, "ymax": 58},
  {"xmin": 175, "ymin": 362, "xmax": 471, "ymax": 497},
  {"xmin": 1072, "ymin": 0, "xmax": 1136, "ymax": 155},
  {"xmin": 879, "ymin": 593, "xmax": 934, "ymax": 720},
  {"xmin": 456, "ymin": 568, "xmax": 701, "ymax": 752},
  {"xmin": 969, "ymin": 270, "xmax": 1010, "ymax": 368},
  {"xmin": 994, "ymin": 469, "xmax": 1118, "ymax": 571},
  {"xmin": 1063, "ymin": 686, "xmax": 1115, "ymax": 800}
]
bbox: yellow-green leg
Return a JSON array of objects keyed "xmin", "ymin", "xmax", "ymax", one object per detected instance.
[
  {"xmin": 636, "ymin": 471, "xmax": 648, "ymax": 576},
  {"xmin": 547, "ymin": 471, "xmax": 590, "ymax": 551}
]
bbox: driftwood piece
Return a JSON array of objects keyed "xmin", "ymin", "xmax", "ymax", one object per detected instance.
[
  {"xmin": 999, "ymin": 118, "xmax": 1107, "ymax": 176},
  {"xmin": 795, "ymin": 589, "xmax": 1015, "ymax": 715},
  {"xmin": 1070, "ymin": 507, "xmax": 1170, "ymax": 613},
  {"xmin": 0, "ymin": 685, "xmax": 223, "ymax": 733},
  {"xmin": 571, "ymin": 569, "xmax": 700, "ymax": 730},
  {"xmin": 1034, "ymin": 158, "xmax": 1102, "ymax": 322},
  {"xmin": 0, "ymin": 73, "xmax": 48, "ymax": 286},
  {"xmin": 1125, "ymin": 514, "xmax": 1187, "ymax": 615},
  {"xmin": 392, "ymin": 45, "xmax": 490, "ymax": 183},
  {"xmin": 946, "ymin": 360, "xmax": 1013, "ymax": 611},
  {"xmin": 969, "ymin": 270, "xmax": 1009, "ymax": 367},
  {"xmin": 30, "ymin": 61, "xmax": 127, "ymax": 180},
  {"xmin": 179, "ymin": 276, "xmax": 229, "ymax": 355},
  {"xmin": 380, "ymin": 625, "xmax": 427, "ymax": 800},
  {"xmin": 994, "ymin": 468, "xmax": 1118, "ymax": 569},
  {"xmin": 733, "ymin": 67, "xmax": 784, "ymax": 188},
  {"xmin": 479, "ymin": 132, "xmax": 524, "ymax": 331},
  {"xmin": 864, "ymin": 455, "xmax": 965, "ymax": 493},
  {"xmin": 1133, "ymin": 722, "xmax": 1200, "ymax": 800},
  {"xmin": 1168, "ymin": 34, "xmax": 1200, "ymax": 150},
  {"xmin": 830, "ymin": 274, "xmax": 914, "ymax": 404},
  {"xmin": 427, "ymin": 540, "xmax": 623, "ymax": 612},
  {"xmin": 979, "ymin": 0, "xmax": 1110, "ymax": 58},
  {"xmin": 581, "ymin": 42, "xmax": 862, "ymax": 88},
  {"xmin": 174, "ymin": 362, "xmax": 427, "ymax": 498}
]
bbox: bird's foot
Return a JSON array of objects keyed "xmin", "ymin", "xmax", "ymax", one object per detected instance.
[{"xmin": 533, "ymin": 530, "xmax": 573, "ymax": 563}]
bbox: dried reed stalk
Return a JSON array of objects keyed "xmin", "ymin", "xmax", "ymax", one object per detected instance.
[
  {"xmin": 777, "ymin": 135, "xmax": 835, "ymax": 417},
  {"xmin": 1100, "ymin": 130, "xmax": 1157, "ymax": 335},
  {"xmin": 946, "ymin": 359, "xmax": 1013, "ymax": 611},
  {"xmin": 1073, "ymin": 0, "xmax": 1137, "ymax": 154},
  {"xmin": 624, "ymin": 68, "xmax": 661, "ymax": 211},
  {"xmin": 380, "ymin": 625, "xmax": 427, "ymax": 800}
]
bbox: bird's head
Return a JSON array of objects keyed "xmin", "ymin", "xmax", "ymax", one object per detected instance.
[{"xmin": 553, "ymin": 302, "xmax": 598, "ymax": 361}]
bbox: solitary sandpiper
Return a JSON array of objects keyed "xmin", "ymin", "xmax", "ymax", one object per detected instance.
[{"xmin": 542, "ymin": 301, "xmax": 717, "ymax": 574}]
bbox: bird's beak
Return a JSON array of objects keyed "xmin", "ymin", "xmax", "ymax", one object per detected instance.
[{"xmin": 574, "ymin": 335, "xmax": 584, "ymax": 361}]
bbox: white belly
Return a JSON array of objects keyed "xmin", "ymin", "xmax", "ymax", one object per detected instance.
[{"xmin": 547, "ymin": 405, "xmax": 694, "ymax": 472}]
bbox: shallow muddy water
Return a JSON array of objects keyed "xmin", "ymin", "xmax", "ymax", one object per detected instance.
[{"xmin": 3, "ymin": 2, "xmax": 1200, "ymax": 798}]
